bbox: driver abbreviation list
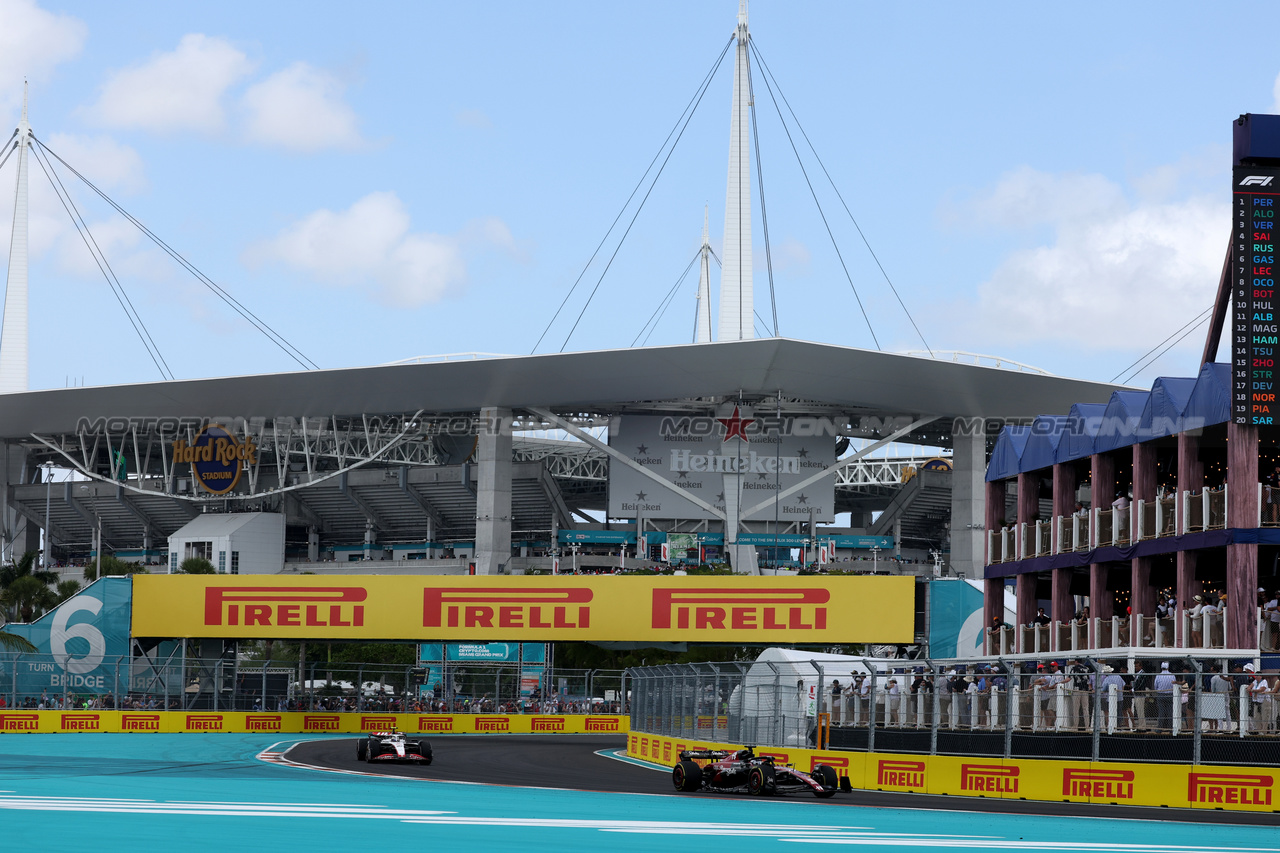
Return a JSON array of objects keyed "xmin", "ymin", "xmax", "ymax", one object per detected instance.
[{"xmin": 1234, "ymin": 166, "xmax": 1280, "ymax": 424}]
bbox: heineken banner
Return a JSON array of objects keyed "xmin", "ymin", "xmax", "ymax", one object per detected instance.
[
  {"xmin": 0, "ymin": 577, "xmax": 132, "ymax": 696},
  {"xmin": 608, "ymin": 412, "xmax": 836, "ymax": 522}
]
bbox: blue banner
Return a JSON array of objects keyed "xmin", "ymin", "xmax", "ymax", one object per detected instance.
[
  {"xmin": 0, "ymin": 577, "xmax": 132, "ymax": 696},
  {"xmin": 419, "ymin": 642, "xmax": 546, "ymax": 663},
  {"xmin": 927, "ymin": 578, "xmax": 988, "ymax": 658}
]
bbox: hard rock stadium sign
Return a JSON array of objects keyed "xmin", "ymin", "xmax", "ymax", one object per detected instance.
[{"xmin": 132, "ymin": 575, "xmax": 914, "ymax": 642}]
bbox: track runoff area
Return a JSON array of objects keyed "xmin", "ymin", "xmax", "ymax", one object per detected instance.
[{"xmin": 0, "ymin": 734, "xmax": 1272, "ymax": 852}]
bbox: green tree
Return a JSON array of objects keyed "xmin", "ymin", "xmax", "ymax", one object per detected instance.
[
  {"xmin": 55, "ymin": 580, "xmax": 82, "ymax": 604},
  {"xmin": 83, "ymin": 555, "xmax": 148, "ymax": 581},
  {"xmin": 0, "ymin": 627, "xmax": 36, "ymax": 652},
  {"xmin": 0, "ymin": 550, "xmax": 57, "ymax": 591},
  {"xmin": 178, "ymin": 557, "xmax": 216, "ymax": 574},
  {"xmin": 1, "ymin": 575, "xmax": 57, "ymax": 622}
]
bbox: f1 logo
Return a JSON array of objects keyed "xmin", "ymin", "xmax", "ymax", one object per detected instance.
[{"xmin": 1240, "ymin": 176, "xmax": 1275, "ymax": 187}]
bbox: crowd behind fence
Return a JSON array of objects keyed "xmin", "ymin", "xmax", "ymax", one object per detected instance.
[
  {"xmin": 626, "ymin": 656, "xmax": 1280, "ymax": 766},
  {"xmin": 0, "ymin": 653, "xmax": 624, "ymax": 716}
]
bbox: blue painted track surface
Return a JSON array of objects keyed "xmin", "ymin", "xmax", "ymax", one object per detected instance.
[{"xmin": 0, "ymin": 734, "xmax": 1275, "ymax": 851}]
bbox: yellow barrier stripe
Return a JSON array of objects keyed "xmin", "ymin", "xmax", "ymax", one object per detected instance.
[
  {"xmin": 629, "ymin": 733, "xmax": 1278, "ymax": 813},
  {"xmin": 0, "ymin": 711, "xmax": 628, "ymax": 736}
]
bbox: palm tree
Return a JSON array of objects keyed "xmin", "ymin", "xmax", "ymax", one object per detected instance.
[
  {"xmin": 1, "ymin": 575, "xmax": 57, "ymax": 622},
  {"xmin": 178, "ymin": 557, "xmax": 216, "ymax": 574},
  {"xmin": 55, "ymin": 579, "xmax": 82, "ymax": 604},
  {"xmin": 0, "ymin": 628, "xmax": 36, "ymax": 653},
  {"xmin": 0, "ymin": 550, "xmax": 57, "ymax": 593},
  {"xmin": 83, "ymin": 554, "xmax": 148, "ymax": 581}
]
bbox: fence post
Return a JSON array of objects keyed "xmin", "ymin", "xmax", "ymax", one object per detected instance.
[
  {"xmin": 999, "ymin": 660, "xmax": 1013, "ymax": 760},
  {"xmin": 1089, "ymin": 659, "xmax": 1102, "ymax": 762},
  {"xmin": 867, "ymin": 670, "xmax": 877, "ymax": 754},
  {"xmin": 813, "ymin": 661, "xmax": 825, "ymax": 749},
  {"xmin": 932, "ymin": 665, "xmax": 941, "ymax": 756},
  {"xmin": 1189, "ymin": 658, "xmax": 1203, "ymax": 765}
]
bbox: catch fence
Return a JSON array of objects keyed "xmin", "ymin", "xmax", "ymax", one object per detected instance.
[
  {"xmin": 0, "ymin": 651, "xmax": 623, "ymax": 715},
  {"xmin": 626, "ymin": 656, "xmax": 1280, "ymax": 767}
]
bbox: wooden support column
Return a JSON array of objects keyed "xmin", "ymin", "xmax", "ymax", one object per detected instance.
[
  {"xmin": 1131, "ymin": 442, "xmax": 1157, "ymax": 617},
  {"xmin": 1089, "ymin": 453, "xmax": 1115, "ymax": 645},
  {"xmin": 984, "ymin": 479, "xmax": 1007, "ymax": 628},
  {"xmin": 1227, "ymin": 421, "xmax": 1259, "ymax": 648},
  {"xmin": 1176, "ymin": 431, "xmax": 1203, "ymax": 647},
  {"xmin": 1051, "ymin": 462, "xmax": 1076, "ymax": 625},
  {"xmin": 1015, "ymin": 472, "xmax": 1042, "ymax": 630},
  {"xmin": 1017, "ymin": 572, "xmax": 1038, "ymax": 633}
]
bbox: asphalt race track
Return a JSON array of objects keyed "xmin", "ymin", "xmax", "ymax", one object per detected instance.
[{"xmin": 290, "ymin": 734, "xmax": 1280, "ymax": 826}]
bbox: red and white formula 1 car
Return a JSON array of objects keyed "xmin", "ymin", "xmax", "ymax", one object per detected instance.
[
  {"xmin": 672, "ymin": 747, "xmax": 838, "ymax": 798},
  {"xmin": 355, "ymin": 730, "xmax": 432, "ymax": 764}
]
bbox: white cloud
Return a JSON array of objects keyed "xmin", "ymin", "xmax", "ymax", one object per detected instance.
[
  {"xmin": 245, "ymin": 192, "xmax": 516, "ymax": 306},
  {"xmin": 87, "ymin": 34, "xmax": 254, "ymax": 132},
  {"xmin": 773, "ymin": 237, "xmax": 811, "ymax": 273},
  {"xmin": 42, "ymin": 132, "xmax": 146, "ymax": 193},
  {"xmin": 0, "ymin": 0, "xmax": 86, "ymax": 112},
  {"xmin": 242, "ymin": 62, "xmax": 364, "ymax": 151},
  {"xmin": 949, "ymin": 167, "xmax": 1227, "ymax": 351},
  {"xmin": 455, "ymin": 108, "xmax": 492, "ymax": 130}
]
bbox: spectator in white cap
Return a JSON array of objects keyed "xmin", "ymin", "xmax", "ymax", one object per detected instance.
[{"xmin": 1154, "ymin": 663, "xmax": 1176, "ymax": 731}]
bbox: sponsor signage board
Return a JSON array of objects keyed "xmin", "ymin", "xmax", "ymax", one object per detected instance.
[
  {"xmin": 607, "ymin": 413, "xmax": 836, "ymax": 522},
  {"xmin": 0, "ymin": 577, "xmax": 131, "ymax": 696},
  {"xmin": 418, "ymin": 642, "xmax": 546, "ymax": 663},
  {"xmin": 625, "ymin": 738, "xmax": 1280, "ymax": 813},
  {"xmin": 132, "ymin": 575, "xmax": 914, "ymax": 642}
]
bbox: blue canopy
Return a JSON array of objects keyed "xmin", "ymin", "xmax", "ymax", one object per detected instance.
[
  {"xmin": 1092, "ymin": 389, "xmax": 1151, "ymax": 454},
  {"xmin": 1019, "ymin": 415, "xmax": 1070, "ymax": 472},
  {"xmin": 1056, "ymin": 402, "xmax": 1107, "ymax": 465},
  {"xmin": 986, "ymin": 425, "xmax": 1031, "ymax": 482},
  {"xmin": 1137, "ymin": 376, "xmax": 1197, "ymax": 440},
  {"xmin": 1182, "ymin": 362, "xmax": 1231, "ymax": 430}
]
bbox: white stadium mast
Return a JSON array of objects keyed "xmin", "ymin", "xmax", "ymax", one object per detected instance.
[
  {"xmin": 0, "ymin": 83, "xmax": 31, "ymax": 394},
  {"xmin": 717, "ymin": 0, "xmax": 754, "ymax": 342},
  {"xmin": 694, "ymin": 205, "xmax": 713, "ymax": 342}
]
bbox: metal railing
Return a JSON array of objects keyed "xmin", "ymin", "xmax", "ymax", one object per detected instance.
[
  {"xmin": 986, "ymin": 485, "xmax": 1231, "ymax": 564},
  {"xmin": 626, "ymin": 657, "xmax": 1280, "ymax": 766}
]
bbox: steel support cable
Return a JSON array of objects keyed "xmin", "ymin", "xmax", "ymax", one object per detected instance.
[
  {"xmin": 532, "ymin": 36, "xmax": 735, "ymax": 354},
  {"xmin": 559, "ymin": 42, "xmax": 732, "ymax": 353},
  {"xmin": 1123, "ymin": 314, "xmax": 1211, "ymax": 385},
  {"xmin": 633, "ymin": 249, "xmax": 700, "ymax": 347},
  {"xmin": 751, "ymin": 40, "xmax": 933, "ymax": 355},
  {"xmin": 1115, "ymin": 306, "xmax": 1214, "ymax": 384},
  {"xmin": 747, "ymin": 42, "xmax": 879, "ymax": 350},
  {"xmin": 29, "ymin": 144, "xmax": 172, "ymax": 379},
  {"xmin": 33, "ymin": 137, "xmax": 318, "ymax": 370},
  {"xmin": 643, "ymin": 253, "xmax": 701, "ymax": 347},
  {"xmin": 745, "ymin": 36, "xmax": 778, "ymax": 337},
  {"xmin": 0, "ymin": 132, "xmax": 19, "ymax": 175}
]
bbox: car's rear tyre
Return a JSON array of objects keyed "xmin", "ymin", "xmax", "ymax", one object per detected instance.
[
  {"xmin": 748, "ymin": 764, "xmax": 775, "ymax": 796},
  {"xmin": 672, "ymin": 760, "xmax": 703, "ymax": 792},
  {"xmin": 812, "ymin": 764, "xmax": 838, "ymax": 797},
  {"xmin": 356, "ymin": 739, "xmax": 367, "ymax": 761}
]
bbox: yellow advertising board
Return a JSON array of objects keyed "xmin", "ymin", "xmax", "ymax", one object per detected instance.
[
  {"xmin": 0, "ymin": 711, "xmax": 628, "ymax": 736},
  {"xmin": 131, "ymin": 574, "xmax": 914, "ymax": 642},
  {"xmin": 627, "ymin": 734, "xmax": 1280, "ymax": 814}
]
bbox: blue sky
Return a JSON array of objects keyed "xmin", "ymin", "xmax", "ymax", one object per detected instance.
[{"xmin": 0, "ymin": 0, "xmax": 1277, "ymax": 390}]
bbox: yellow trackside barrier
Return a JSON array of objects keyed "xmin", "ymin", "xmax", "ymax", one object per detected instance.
[
  {"xmin": 628, "ymin": 733, "xmax": 1279, "ymax": 813},
  {"xmin": 0, "ymin": 711, "xmax": 628, "ymax": 736}
]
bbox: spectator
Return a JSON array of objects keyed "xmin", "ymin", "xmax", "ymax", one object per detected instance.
[{"xmin": 1154, "ymin": 662, "xmax": 1176, "ymax": 731}]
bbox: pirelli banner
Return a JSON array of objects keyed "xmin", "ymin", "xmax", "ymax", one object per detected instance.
[
  {"xmin": 628, "ymin": 735, "xmax": 1280, "ymax": 813},
  {"xmin": 0, "ymin": 711, "xmax": 626, "ymax": 736},
  {"xmin": 131, "ymin": 575, "xmax": 913, "ymax": 642}
]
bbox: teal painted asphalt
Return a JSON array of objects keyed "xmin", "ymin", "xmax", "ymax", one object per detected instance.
[{"xmin": 0, "ymin": 734, "xmax": 1275, "ymax": 851}]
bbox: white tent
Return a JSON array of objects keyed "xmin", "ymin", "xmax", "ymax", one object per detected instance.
[{"xmin": 731, "ymin": 648, "xmax": 912, "ymax": 747}]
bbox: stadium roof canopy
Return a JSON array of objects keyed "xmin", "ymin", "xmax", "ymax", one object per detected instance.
[{"xmin": 0, "ymin": 338, "xmax": 1123, "ymax": 437}]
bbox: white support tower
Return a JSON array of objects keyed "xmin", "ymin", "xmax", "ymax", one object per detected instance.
[
  {"xmin": 694, "ymin": 205, "xmax": 713, "ymax": 342},
  {"xmin": 717, "ymin": 0, "xmax": 754, "ymax": 342},
  {"xmin": 0, "ymin": 84, "xmax": 31, "ymax": 394}
]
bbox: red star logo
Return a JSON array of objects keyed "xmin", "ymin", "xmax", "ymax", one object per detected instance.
[{"xmin": 717, "ymin": 406, "xmax": 754, "ymax": 443}]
